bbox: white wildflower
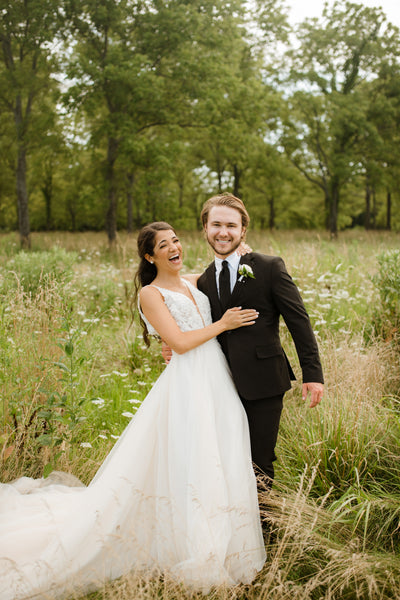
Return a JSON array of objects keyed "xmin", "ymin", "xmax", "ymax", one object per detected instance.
[
  {"xmin": 112, "ymin": 371, "xmax": 128, "ymax": 378},
  {"xmin": 122, "ymin": 411, "xmax": 134, "ymax": 419},
  {"xmin": 92, "ymin": 398, "xmax": 105, "ymax": 407}
]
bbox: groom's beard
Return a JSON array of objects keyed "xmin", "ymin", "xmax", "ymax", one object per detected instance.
[{"xmin": 206, "ymin": 235, "xmax": 242, "ymax": 258}]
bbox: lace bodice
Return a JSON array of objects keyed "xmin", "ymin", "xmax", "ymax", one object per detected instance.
[{"xmin": 140, "ymin": 280, "xmax": 212, "ymax": 337}]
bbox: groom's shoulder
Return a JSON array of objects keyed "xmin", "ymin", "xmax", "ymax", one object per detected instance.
[
  {"xmin": 198, "ymin": 261, "xmax": 214, "ymax": 288},
  {"xmin": 249, "ymin": 251, "xmax": 283, "ymax": 268},
  {"xmin": 200, "ymin": 260, "xmax": 215, "ymax": 276}
]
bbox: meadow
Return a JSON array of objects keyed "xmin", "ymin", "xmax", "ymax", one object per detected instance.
[{"xmin": 0, "ymin": 229, "xmax": 399, "ymax": 600}]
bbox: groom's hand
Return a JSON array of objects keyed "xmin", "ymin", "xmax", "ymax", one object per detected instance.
[
  {"xmin": 236, "ymin": 241, "xmax": 252, "ymax": 256},
  {"xmin": 161, "ymin": 341, "xmax": 173, "ymax": 364},
  {"xmin": 302, "ymin": 382, "xmax": 324, "ymax": 408}
]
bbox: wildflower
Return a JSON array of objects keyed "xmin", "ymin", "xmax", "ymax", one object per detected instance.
[
  {"xmin": 122, "ymin": 411, "xmax": 134, "ymax": 419},
  {"xmin": 92, "ymin": 398, "xmax": 105, "ymax": 407},
  {"xmin": 113, "ymin": 371, "xmax": 129, "ymax": 377}
]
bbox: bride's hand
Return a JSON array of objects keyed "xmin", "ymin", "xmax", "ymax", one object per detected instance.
[{"xmin": 220, "ymin": 306, "xmax": 259, "ymax": 330}]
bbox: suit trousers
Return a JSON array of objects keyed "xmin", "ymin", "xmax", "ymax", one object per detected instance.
[{"xmin": 240, "ymin": 394, "xmax": 284, "ymax": 484}]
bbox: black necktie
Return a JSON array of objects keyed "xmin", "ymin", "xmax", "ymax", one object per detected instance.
[{"xmin": 219, "ymin": 260, "xmax": 231, "ymax": 310}]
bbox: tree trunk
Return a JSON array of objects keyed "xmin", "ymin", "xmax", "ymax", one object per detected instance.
[
  {"xmin": 135, "ymin": 199, "xmax": 142, "ymax": 229},
  {"xmin": 328, "ymin": 177, "xmax": 339, "ymax": 238},
  {"xmin": 233, "ymin": 164, "xmax": 241, "ymax": 198},
  {"xmin": 365, "ymin": 182, "xmax": 371, "ymax": 230},
  {"xmin": 268, "ymin": 196, "xmax": 275, "ymax": 229},
  {"xmin": 16, "ymin": 144, "xmax": 31, "ymax": 248},
  {"xmin": 372, "ymin": 187, "xmax": 376, "ymax": 229},
  {"xmin": 68, "ymin": 201, "xmax": 76, "ymax": 231},
  {"xmin": 386, "ymin": 190, "xmax": 391, "ymax": 231},
  {"xmin": 42, "ymin": 167, "xmax": 53, "ymax": 230},
  {"xmin": 15, "ymin": 95, "xmax": 31, "ymax": 248},
  {"xmin": 126, "ymin": 172, "xmax": 134, "ymax": 234},
  {"xmin": 105, "ymin": 136, "xmax": 119, "ymax": 247},
  {"xmin": 215, "ymin": 150, "xmax": 223, "ymax": 193},
  {"xmin": 178, "ymin": 180, "xmax": 184, "ymax": 209},
  {"xmin": 324, "ymin": 191, "xmax": 330, "ymax": 230}
]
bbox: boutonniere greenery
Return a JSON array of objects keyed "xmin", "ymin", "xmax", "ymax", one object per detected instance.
[{"xmin": 238, "ymin": 264, "xmax": 255, "ymax": 281}]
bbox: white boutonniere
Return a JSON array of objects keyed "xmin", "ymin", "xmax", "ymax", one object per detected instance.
[{"xmin": 238, "ymin": 264, "xmax": 255, "ymax": 282}]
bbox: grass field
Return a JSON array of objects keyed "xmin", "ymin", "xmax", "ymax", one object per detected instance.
[{"xmin": 1, "ymin": 229, "xmax": 399, "ymax": 599}]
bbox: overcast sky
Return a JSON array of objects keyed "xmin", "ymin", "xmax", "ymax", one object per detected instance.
[{"xmin": 286, "ymin": 0, "xmax": 400, "ymax": 27}]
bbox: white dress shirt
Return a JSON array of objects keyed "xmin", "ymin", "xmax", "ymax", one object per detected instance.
[{"xmin": 215, "ymin": 253, "xmax": 240, "ymax": 294}]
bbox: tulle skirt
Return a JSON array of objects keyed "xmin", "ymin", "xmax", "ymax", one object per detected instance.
[{"xmin": 0, "ymin": 339, "xmax": 265, "ymax": 599}]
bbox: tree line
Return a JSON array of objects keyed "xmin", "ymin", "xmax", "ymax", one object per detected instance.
[{"xmin": 1, "ymin": 0, "xmax": 399, "ymax": 247}]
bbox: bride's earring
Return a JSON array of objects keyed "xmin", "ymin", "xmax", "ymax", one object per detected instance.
[{"xmin": 149, "ymin": 259, "xmax": 154, "ymax": 264}]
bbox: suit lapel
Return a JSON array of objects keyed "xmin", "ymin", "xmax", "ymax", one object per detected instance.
[
  {"xmin": 205, "ymin": 254, "xmax": 255, "ymax": 315},
  {"xmin": 229, "ymin": 254, "xmax": 256, "ymax": 307}
]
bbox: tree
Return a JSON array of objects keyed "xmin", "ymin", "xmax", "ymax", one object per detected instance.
[
  {"xmin": 281, "ymin": 0, "xmax": 400, "ymax": 236},
  {"xmin": 0, "ymin": 0, "xmax": 65, "ymax": 247},
  {"xmin": 65, "ymin": 0, "xmax": 253, "ymax": 245},
  {"xmin": 364, "ymin": 63, "xmax": 400, "ymax": 230}
]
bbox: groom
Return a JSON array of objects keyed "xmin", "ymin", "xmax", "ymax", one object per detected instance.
[{"xmin": 196, "ymin": 193, "xmax": 324, "ymax": 484}]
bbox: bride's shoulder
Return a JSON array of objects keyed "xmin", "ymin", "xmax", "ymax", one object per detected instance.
[
  {"xmin": 182, "ymin": 274, "xmax": 200, "ymax": 287},
  {"xmin": 139, "ymin": 284, "xmax": 164, "ymax": 304}
]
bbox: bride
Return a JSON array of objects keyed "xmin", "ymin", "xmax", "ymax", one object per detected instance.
[{"xmin": 0, "ymin": 221, "xmax": 266, "ymax": 599}]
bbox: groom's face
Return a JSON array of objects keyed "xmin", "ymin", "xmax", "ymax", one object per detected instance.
[{"xmin": 204, "ymin": 206, "xmax": 246, "ymax": 259}]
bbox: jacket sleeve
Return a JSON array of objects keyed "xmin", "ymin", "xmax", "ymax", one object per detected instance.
[{"xmin": 269, "ymin": 257, "xmax": 324, "ymax": 384}]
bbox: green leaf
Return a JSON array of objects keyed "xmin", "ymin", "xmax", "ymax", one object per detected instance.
[
  {"xmin": 64, "ymin": 341, "xmax": 74, "ymax": 356},
  {"xmin": 37, "ymin": 410, "xmax": 53, "ymax": 419},
  {"xmin": 43, "ymin": 463, "xmax": 54, "ymax": 478},
  {"xmin": 37, "ymin": 435, "xmax": 53, "ymax": 447},
  {"xmin": 53, "ymin": 361, "xmax": 70, "ymax": 373}
]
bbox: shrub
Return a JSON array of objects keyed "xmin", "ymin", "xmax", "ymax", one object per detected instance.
[
  {"xmin": 1, "ymin": 247, "xmax": 77, "ymax": 296},
  {"xmin": 372, "ymin": 250, "xmax": 400, "ymax": 343}
]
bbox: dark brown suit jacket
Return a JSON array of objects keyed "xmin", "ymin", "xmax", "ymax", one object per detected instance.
[{"xmin": 197, "ymin": 252, "xmax": 324, "ymax": 400}]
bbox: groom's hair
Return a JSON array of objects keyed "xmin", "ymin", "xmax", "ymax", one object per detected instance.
[{"xmin": 200, "ymin": 193, "xmax": 250, "ymax": 229}]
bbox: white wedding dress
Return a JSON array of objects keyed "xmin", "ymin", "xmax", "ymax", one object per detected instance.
[{"xmin": 0, "ymin": 281, "xmax": 265, "ymax": 599}]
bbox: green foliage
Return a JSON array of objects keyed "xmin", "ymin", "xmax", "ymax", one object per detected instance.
[
  {"xmin": 1, "ymin": 247, "xmax": 76, "ymax": 295},
  {"xmin": 374, "ymin": 249, "xmax": 400, "ymax": 321},
  {"xmin": 372, "ymin": 249, "xmax": 400, "ymax": 342}
]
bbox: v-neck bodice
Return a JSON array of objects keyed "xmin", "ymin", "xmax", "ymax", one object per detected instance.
[{"xmin": 140, "ymin": 280, "xmax": 212, "ymax": 337}]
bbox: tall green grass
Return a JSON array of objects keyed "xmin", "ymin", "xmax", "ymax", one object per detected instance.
[{"xmin": 0, "ymin": 230, "xmax": 399, "ymax": 599}]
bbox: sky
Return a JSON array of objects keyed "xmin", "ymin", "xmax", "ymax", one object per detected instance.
[{"xmin": 286, "ymin": 0, "xmax": 400, "ymax": 28}]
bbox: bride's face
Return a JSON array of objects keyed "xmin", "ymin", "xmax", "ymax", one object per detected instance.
[{"xmin": 147, "ymin": 229, "xmax": 183, "ymax": 273}]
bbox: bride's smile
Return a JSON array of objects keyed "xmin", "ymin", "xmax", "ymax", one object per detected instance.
[{"xmin": 145, "ymin": 229, "xmax": 183, "ymax": 272}]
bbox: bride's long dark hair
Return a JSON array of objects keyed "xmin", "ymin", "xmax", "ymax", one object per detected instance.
[{"xmin": 133, "ymin": 221, "xmax": 176, "ymax": 346}]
